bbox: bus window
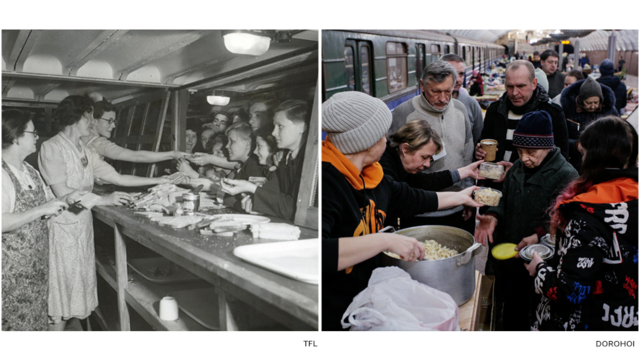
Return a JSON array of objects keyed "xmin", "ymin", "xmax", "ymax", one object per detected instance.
[
  {"xmin": 344, "ymin": 46, "xmax": 355, "ymax": 91},
  {"xmin": 360, "ymin": 44, "xmax": 372, "ymax": 95},
  {"xmin": 386, "ymin": 42, "xmax": 408, "ymax": 93}
]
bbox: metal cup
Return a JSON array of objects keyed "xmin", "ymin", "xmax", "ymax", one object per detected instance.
[{"xmin": 159, "ymin": 296, "xmax": 179, "ymax": 321}]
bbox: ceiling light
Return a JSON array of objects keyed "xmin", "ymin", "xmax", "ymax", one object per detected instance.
[
  {"xmin": 223, "ymin": 31, "xmax": 272, "ymax": 56},
  {"xmin": 207, "ymin": 95, "xmax": 230, "ymax": 106}
]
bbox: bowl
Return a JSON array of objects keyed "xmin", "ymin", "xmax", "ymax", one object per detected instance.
[
  {"xmin": 519, "ymin": 244, "xmax": 554, "ymax": 263},
  {"xmin": 473, "ymin": 187, "xmax": 502, "ymax": 206},
  {"xmin": 478, "ymin": 162, "xmax": 505, "ymax": 180}
]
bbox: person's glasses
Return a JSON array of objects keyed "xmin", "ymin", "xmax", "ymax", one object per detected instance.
[
  {"xmin": 100, "ymin": 118, "xmax": 117, "ymax": 125},
  {"xmin": 24, "ymin": 130, "xmax": 39, "ymax": 137}
]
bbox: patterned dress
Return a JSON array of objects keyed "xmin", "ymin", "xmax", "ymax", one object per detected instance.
[
  {"xmin": 39, "ymin": 133, "xmax": 97, "ymax": 323},
  {"xmin": 2, "ymin": 160, "xmax": 50, "ymax": 331}
]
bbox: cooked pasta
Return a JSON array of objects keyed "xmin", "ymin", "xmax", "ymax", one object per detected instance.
[
  {"xmin": 423, "ymin": 240, "xmax": 458, "ymax": 260},
  {"xmin": 474, "ymin": 188, "xmax": 501, "ymax": 206}
]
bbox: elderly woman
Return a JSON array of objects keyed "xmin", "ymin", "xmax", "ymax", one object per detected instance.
[
  {"xmin": 560, "ymin": 76, "xmax": 619, "ymax": 170},
  {"xmin": 2, "ymin": 110, "xmax": 82, "ymax": 331},
  {"xmin": 380, "ymin": 119, "xmax": 484, "ymax": 228},
  {"xmin": 321, "ymin": 92, "xmax": 482, "ymax": 331},
  {"xmin": 81, "ymin": 99, "xmax": 187, "ymax": 164},
  {"xmin": 38, "ymin": 95, "xmax": 171, "ymax": 330},
  {"xmin": 527, "ymin": 116, "xmax": 638, "ymax": 331},
  {"xmin": 475, "ymin": 110, "xmax": 579, "ymax": 330}
]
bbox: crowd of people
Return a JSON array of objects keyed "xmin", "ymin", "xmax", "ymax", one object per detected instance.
[
  {"xmin": 2, "ymin": 93, "xmax": 311, "ymax": 331},
  {"xmin": 322, "ymin": 53, "xmax": 637, "ymax": 331}
]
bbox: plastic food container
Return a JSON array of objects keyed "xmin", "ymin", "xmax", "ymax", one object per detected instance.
[
  {"xmin": 540, "ymin": 233, "xmax": 556, "ymax": 248},
  {"xmin": 519, "ymin": 244, "xmax": 554, "ymax": 263},
  {"xmin": 479, "ymin": 162, "xmax": 505, "ymax": 180},
  {"xmin": 473, "ymin": 187, "xmax": 502, "ymax": 206}
]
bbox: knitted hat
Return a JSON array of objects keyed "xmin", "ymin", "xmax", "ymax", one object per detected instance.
[
  {"xmin": 599, "ymin": 59, "xmax": 615, "ymax": 76},
  {"xmin": 512, "ymin": 110, "xmax": 554, "ymax": 149},
  {"xmin": 322, "ymin": 91, "xmax": 392, "ymax": 154},
  {"xmin": 578, "ymin": 76, "xmax": 603, "ymax": 103},
  {"xmin": 534, "ymin": 68, "xmax": 549, "ymax": 93}
]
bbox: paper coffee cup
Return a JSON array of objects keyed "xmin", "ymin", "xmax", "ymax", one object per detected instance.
[
  {"xmin": 480, "ymin": 139, "xmax": 498, "ymax": 162},
  {"xmin": 159, "ymin": 296, "xmax": 179, "ymax": 321}
]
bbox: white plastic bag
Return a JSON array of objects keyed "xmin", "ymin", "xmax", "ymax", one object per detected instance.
[{"xmin": 341, "ymin": 266, "xmax": 460, "ymax": 331}]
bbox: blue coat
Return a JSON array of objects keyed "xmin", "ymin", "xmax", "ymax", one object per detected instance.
[
  {"xmin": 560, "ymin": 79, "xmax": 619, "ymax": 170},
  {"xmin": 597, "ymin": 75, "xmax": 627, "ymax": 113}
]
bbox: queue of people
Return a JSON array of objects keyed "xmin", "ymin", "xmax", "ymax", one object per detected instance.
[{"xmin": 322, "ymin": 52, "xmax": 637, "ymax": 331}]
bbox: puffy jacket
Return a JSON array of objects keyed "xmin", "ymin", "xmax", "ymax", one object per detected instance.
[
  {"xmin": 597, "ymin": 75, "xmax": 628, "ymax": 113},
  {"xmin": 532, "ymin": 168, "xmax": 638, "ymax": 331},
  {"xmin": 560, "ymin": 79, "xmax": 620, "ymax": 170}
]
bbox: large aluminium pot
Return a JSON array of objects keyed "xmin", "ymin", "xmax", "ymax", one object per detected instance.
[{"xmin": 380, "ymin": 225, "xmax": 482, "ymax": 305}]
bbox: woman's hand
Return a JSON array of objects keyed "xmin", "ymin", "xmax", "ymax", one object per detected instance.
[
  {"xmin": 493, "ymin": 161, "xmax": 513, "ymax": 183},
  {"xmin": 220, "ymin": 179, "xmax": 258, "ymax": 195},
  {"xmin": 177, "ymin": 158, "xmax": 199, "ymax": 179},
  {"xmin": 525, "ymin": 252, "xmax": 544, "ymax": 276},
  {"xmin": 459, "ymin": 186, "xmax": 483, "ymax": 207},
  {"xmin": 188, "ymin": 153, "xmax": 215, "ymax": 166},
  {"xmin": 385, "ymin": 234, "xmax": 426, "ymax": 262},
  {"xmin": 172, "ymin": 151, "xmax": 190, "ymax": 160},
  {"xmin": 188, "ymin": 178, "xmax": 214, "ymax": 192},
  {"xmin": 459, "ymin": 160, "xmax": 486, "ymax": 180},
  {"xmin": 62, "ymin": 190, "xmax": 88, "ymax": 205},
  {"xmin": 100, "ymin": 191, "xmax": 133, "ymax": 207},
  {"xmin": 514, "ymin": 233, "xmax": 539, "ymax": 258},
  {"xmin": 474, "ymin": 214, "xmax": 497, "ymax": 246},
  {"xmin": 40, "ymin": 198, "xmax": 69, "ymax": 218}
]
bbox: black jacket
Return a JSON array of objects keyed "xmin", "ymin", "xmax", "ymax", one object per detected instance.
[
  {"xmin": 560, "ymin": 79, "xmax": 620, "ymax": 170},
  {"xmin": 597, "ymin": 75, "xmax": 628, "ymax": 113},
  {"xmin": 481, "ymin": 86, "xmax": 569, "ymax": 163},
  {"xmin": 547, "ymin": 70, "xmax": 566, "ymax": 99},
  {"xmin": 533, "ymin": 168, "xmax": 638, "ymax": 331},
  {"xmin": 322, "ymin": 162, "xmax": 439, "ymax": 331}
]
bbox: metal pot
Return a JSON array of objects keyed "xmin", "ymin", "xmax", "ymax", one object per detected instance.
[{"xmin": 380, "ymin": 225, "xmax": 482, "ymax": 305}]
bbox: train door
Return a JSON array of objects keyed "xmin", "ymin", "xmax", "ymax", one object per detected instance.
[
  {"xmin": 416, "ymin": 43, "xmax": 427, "ymax": 81},
  {"xmin": 344, "ymin": 40, "xmax": 374, "ymax": 95}
]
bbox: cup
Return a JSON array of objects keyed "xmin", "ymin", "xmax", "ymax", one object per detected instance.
[
  {"xmin": 159, "ymin": 296, "xmax": 179, "ymax": 321},
  {"xmin": 480, "ymin": 139, "xmax": 498, "ymax": 162}
]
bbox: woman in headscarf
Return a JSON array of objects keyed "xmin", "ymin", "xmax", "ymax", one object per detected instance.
[{"xmin": 528, "ymin": 116, "xmax": 638, "ymax": 331}]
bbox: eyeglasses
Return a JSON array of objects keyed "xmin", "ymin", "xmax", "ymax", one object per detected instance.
[
  {"xmin": 24, "ymin": 130, "xmax": 39, "ymax": 137},
  {"xmin": 99, "ymin": 118, "xmax": 117, "ymax": 125}
]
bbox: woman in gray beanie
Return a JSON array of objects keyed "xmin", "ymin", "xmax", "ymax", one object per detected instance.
[
  {"xmin": 560, "ymin": 76, "xmax": 619, "ymax": 170},
  {"xmin": 322, "ymin": 91, "xmax": 482, "ymax": 331}
]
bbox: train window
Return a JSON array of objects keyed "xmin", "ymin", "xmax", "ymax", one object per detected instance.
[
  {"xmin": 416, "ymin": 44, "xmax": 426, "ymax": 80},
  {"xmin": 445, "ymin": 45, "xmax": 450, "ymax": 54},
  {"xmin": 431, "ymin": 44, "xmax": 441, "ymax": 56},
  {"xmin": 360, "ymin": 44, "xmax": 373, "ymax": 95},
  {"xmin": 344, "ymin": 46, "xmax": 356, "ymax": 91},
  {"xmin": 462, "ymin": 46, "xmax": 466, "ymax": 64},
  {"xmin": 386, "ymin": 42, "xmax": 408, "ymax": 93}
]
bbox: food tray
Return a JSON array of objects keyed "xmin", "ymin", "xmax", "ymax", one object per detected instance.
[{"xmin": 233, "ymin": 239, "xmax": 319, "ymax": 284}]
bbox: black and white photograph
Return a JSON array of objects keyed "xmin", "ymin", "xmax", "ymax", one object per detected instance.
[{"xmin": 2, "ymin": 29, "xmax": 319, "ymax": 332}]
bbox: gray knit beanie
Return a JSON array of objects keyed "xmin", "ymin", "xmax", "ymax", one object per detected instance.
[
  {"xmin": 578, "ymin": 76, "xmax": 603, "ymax": 103},
  {"xmin": 322, "ymin": 91, "xmax": 392, "ymax": 154}
]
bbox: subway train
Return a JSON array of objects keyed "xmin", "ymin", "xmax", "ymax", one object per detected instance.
[{"xmin": 322, "ymin": 30, "xmax": 506, "ymax": 109}]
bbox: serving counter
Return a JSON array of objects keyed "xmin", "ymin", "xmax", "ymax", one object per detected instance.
[{"xmin": 91, "ymin": 204, "xmax": 318, "ymax": 331}]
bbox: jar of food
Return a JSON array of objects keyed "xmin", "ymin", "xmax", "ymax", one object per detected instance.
[
  {"xmin": 174, "ymin": 204, "xmax": 184, "ymax": 217},
  {"xmin": 182, "ymin": 193, "xmax": 197, "ymax": 216},
  {"xmin": 473, "ymin": 187, "xmax": 502, "ymax": 206},
  {"xmin": 478, "ymin": 162, "xmax": 505, "ymax": 180}
]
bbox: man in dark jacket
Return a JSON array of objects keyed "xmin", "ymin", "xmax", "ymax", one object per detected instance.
[
  {"xmin": 597, "ymin": 59, "xmax": 628, "ymax": 114},
  {"xmin": 540, "ymin": 50, "xmax": 565, "ymax": 99},
  {"xmin": 477, "ymin": 60, "xmax": 569, "ymax": 165}
]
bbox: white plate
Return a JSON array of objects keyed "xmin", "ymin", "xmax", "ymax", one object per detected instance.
[
  {"xmin": 210, "ymin": 214, "xmax": 270, "ymax": 225},
  {"xmin": 233, "ymin": 239, "xmax": 319, "ymax": 284}
]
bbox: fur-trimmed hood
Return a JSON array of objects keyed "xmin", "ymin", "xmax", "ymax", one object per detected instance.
[{"xmin": 560, "ymin": 78, "xmax": 618, "ymax": 120}]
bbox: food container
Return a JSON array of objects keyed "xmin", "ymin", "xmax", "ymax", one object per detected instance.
[
  {"xmin": 380, "ymin": 225, "xmax": 483, "ymax": 305},
  {"xmin": 540, "ymin": 233, "xmax": 556, "ymax": 248},
  {"xmin": 519, "ymin": 244, "xmax": 554, "ymax": 263},
  {"xmin": 478, "ymin": 162, "xmax": 505, "ymax": 180},
  {"xmin": 182, "ymin": 192, "xmax": 199, "ymax": 215},
  {"xmin": 473, "ymin": 187, "xmax": 502, "ymax": 206},
  {"xmin": 480, "ymin": 139, "xmax": 498, "ymax": 162}
]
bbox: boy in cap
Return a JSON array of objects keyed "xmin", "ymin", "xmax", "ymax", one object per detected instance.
[
  {"xmin": 322, "ymin": 91, "xmax": 481, "ymax": 330},
  {"xmin": 475, "ymin": 110, "xmax": 578, "ymax": 330}
]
